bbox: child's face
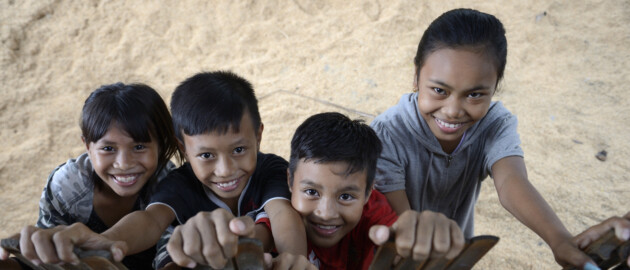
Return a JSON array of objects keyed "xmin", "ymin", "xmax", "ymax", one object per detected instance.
[
  {"xmin": 85, "ymin": 123, "xmax": 159, "ymax": 198},
  {"xmin": 180, "ymin": 113, "xmax": 262, "ymax": 206},
  {"xmin": 289, "ymin": 160, "xmax": 370, "ymax": 248},
  {"xmin": 415, "ymin": 48, "xmax": 497, "ymax": 152}
]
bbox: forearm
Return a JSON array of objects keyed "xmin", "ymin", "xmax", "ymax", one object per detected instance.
[
  {"xmin": 103, "ymin": 206, "xmax": 174, "ymax": 254},
  {"xmin": 497, "ymin": 178, "xmax": 572, "ymax": 246},
  {"xmin": 384, "ymin": 190, "xmax": 411, "ymax": 215},
  {"xmin": 265, "ymin": 200, "xmax": 307, "ymax": 256}
]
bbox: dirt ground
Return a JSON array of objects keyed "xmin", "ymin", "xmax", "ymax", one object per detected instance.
[{"xmin": 1, "ymin": 1, "xmax": 629, "ymax": 268}]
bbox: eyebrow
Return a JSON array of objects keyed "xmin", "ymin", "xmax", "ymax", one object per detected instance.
[
  {"xmin": 429, "ymin": 79, "xmax": 490, "ymax": 92},
  {"xmin": 194, "ymin": 137, "xmax": 249, "ymax": 152},
  {"xmin": 299, "ymin": 179, "xmax": 362, "ymax": 193}
]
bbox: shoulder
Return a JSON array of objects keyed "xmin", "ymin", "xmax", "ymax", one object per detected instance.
[
  {"xmin": 371, "ymin": 93, "xmax": 416, "ymax": 128},
  {"xmin": 256, "ymin": 152, "xmax": 288, "ymax": 168},
  {"xmin": 46, "ymin": 153, "xmax": 94, "ymax": 204},
  {"xmin": 361, "ymin": 190, "xmax": 398, "ymax": 225},
  {"xmin": 155, "ymin": 163, "xmax": 200, "ymax": 192}
]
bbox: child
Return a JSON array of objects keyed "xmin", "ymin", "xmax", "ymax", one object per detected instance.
[
  {"xmin": 147, "ymin": 71, "xmax": 305, "ymax": 269},
  {"xmin": 0, "ymin": 83, "xmax": 179, "ymax": 269},
  {"xmin": 370, "ymin": 8, "xmax": 596, "ymax": 269},
  {"xmin": 276, "ymin": 112, "xmax": 464, "ymax": 269}
]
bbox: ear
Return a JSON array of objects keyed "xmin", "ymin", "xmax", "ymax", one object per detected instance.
[
  {"xmin": 364, "ymin": 184, "xmax": 374, "ymax": 205},
  {"xmin": 81, "ymin": 136, "xmax": 90, "ymax": 151},
  {"xmin": 286, "ymin": 168, "xmax": 292, "ymax": 193},
  {"xmin": 177, "ymin": 139, "xmax": 186, "ymax": 156},
  {"xmin": 256, "ymin": 123, "xmax": 264, "ymax": 150},
  {"xmin": 413, "ymin": 66, "xmax": 419, "ymax": 91}
]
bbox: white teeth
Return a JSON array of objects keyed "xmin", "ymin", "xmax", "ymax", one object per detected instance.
[
  {"xmin": 317, "ymin": 225, "xmax": 338, "ymax": 230},
  {"xmin": 114, "ymin": 175, "xmax": 137, "ymax": 183},
  {"xmin": 436, "ymin": 118, "xmax": 462, "ymax": 129},
  {"xmin": 216, "ymin": 179, "xmax": 238, "ymax": 188}
]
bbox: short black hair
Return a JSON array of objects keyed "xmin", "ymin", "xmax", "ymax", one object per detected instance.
[
  {"xmin": 81, "ymin": 82, "xmax": 179, "ymax": 200},
  {"xmin": 288, "ymin": 112, "xmax": 382, "ymax": 195},
  {"xmin": 170, "ymin": 71, "xmax": 261, "ymax": 143},
  {"xmin": 414, "ymin": 8, "xmax": 507, "ymax": 86}
]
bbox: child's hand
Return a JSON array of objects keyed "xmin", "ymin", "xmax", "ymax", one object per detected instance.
[
  {"xmin": 369, "ymin": 210, "xmax": 465, "ymax": 261},
  {"xmin": 0, "ymin": 233, "xmax": 19, "ymax": 260},
  {"xmin": 16, "ymin": 223, "xmax": 126, "ymax": 265},
  {"xmin": 263, "ymin": 252, "xmax": 317, "ymax": 270},
  {"xmin": 572, "ymin": 212, "xmax": 630, "ymax": 267},
  {"xmin": 166, "ymin": 208, "xmax": 256, "ymax": 269}
]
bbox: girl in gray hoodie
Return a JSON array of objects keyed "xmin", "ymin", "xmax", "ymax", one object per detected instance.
[{"xmin": 371, "ymin": 8, "xmax": 599, "ymax": 270}]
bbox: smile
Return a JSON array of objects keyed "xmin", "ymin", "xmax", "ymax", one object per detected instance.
[
  {"xmin": 310, "ymin": 222, "xmax": 341, "ymax": 236},
  {"xmin": 112, "ymin": 174, "xmax": 141, "ymax": 186},
  {"xmin": 434, "ymin": 117, "xmax": 467, "ymax": 133},
  {"xmin": 213, "ymin": 177, "xmax": 241, "ymax": 192}
]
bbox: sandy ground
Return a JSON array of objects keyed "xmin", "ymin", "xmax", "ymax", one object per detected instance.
[{"xmin": 1, "ymin": 0, "xmax": 629, "ymax": 268}]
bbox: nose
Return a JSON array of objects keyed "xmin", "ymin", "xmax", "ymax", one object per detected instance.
[
  {"xmin": 113, "ymin": 150, "xmax": 134, "ymax": 170},
  {"xmin": 214, "ymin": 156, "xmax": 236, "ymax": 178},
  {"xmin": 314, "ymin": 197, "xmax": 339, "ymax": 220},
  {"xmin": 442, "ymin": 96, "xmax": 465, "ymax": 119}
]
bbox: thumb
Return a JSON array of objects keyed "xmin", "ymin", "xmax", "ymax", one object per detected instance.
[
  {"xmin": 263, "ymin": 253, "xmax": 273, "ymax": 270},
  {"xmin": 229, "ymin": 216, "xmax": 256, "ymax": 238},
  {"xmin": 108, "ymin": 241, "xmax": 128, "ymax": 262},
  {"xmin": 369, "ymin": 225, "xmax": 391, "ymax": 245}
]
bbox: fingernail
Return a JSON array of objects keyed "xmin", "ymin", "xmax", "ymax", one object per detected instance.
[
  {"xmin": 235, "ymin": 220, "xmax": 245, "ymax": 231},
  {"xmin": 377, "ymin": 227, "xmax": 388, "ymax": 240},
  {"xmin": 621, "ymin": 228, "xmax": 630, "ymax": 241},
  {"xmin": 31, "ymin": 259, "xmax": 41, "ymax": 265},
  {"xmin": 187, "ymin": 262, "xmax": 196, "ymax": 268},
  {"xmin": 584, "ymin": 262, "xmax": 601, "ymax": 270}
]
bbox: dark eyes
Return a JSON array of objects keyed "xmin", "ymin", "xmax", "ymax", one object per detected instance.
[
  {"xmin": 305, "ymin": 189, "xmax": 318, "ymax": 196},
  {"xmin": 339, "ymin": 194, "xmax": 354, "ymax": 201},
  {"xmin": 432, "ymin": 87, "xmax": 446, "ymax": 95},
  {"xmin": 134, "ymin": 144, "xmax": 146, "ymax": 151},
  {"xmin": 101, "ymin": 146, "xmax": 114, "ymax": 151},
  {"xmin": 234, "ymin": 147, "xmax": 245, "ymax": 154},
  {"xmin": 199, "ymin": 153, "xmax": 214, "ymax": 159}
]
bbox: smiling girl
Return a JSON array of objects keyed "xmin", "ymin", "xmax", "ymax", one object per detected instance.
[
  {"xmin": 2, "ymin": 83, "xmax": 179, "ymax": 269},
  {"xmin": 371, "ymin": 8, "xmax": 598, "ymax": 269}
]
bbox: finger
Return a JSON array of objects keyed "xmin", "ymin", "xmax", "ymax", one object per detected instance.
[
  {"xmin": 31, "ymin": 229, "xmax": 62, "ymax": 264},
  {"xmin": 368, "ymin": 225, "xmax": 391, "ymax": 245},
  {"xmin": 410, "ymin": 211, "xmax": 434, "ymax": 261},
  {"xmin": 52, "ymin": 223, "xmax": 118, "ymax": 263},
  {"xmin": 264, "ymin": 253, "xmax": 273, "ymax": 270},
  {"xmin": 428, "ymin": 215, "xmax": 450, "ymax": 259},
  {"xmin": 445, "ymin": 221, "xmax": 465, "ymax": 259},
  {"xmin": 392, "ymin": 211, "xmax": 416, "ymax": 258},
  {"xmin": 575, "ymin": 216, "xmax": 630, "ymax": 249},
  {"xmin": 183, "ymin": 218, "xmax": 210, "ymax": 267},
  {"xmin": 167, "ymin": 226, "xmax": 197, "ymax": 269},
  {"xmin": 20, "ymin": 226, "xmax": 42, "ymax": 264},
  {"xmin": 230, "ymin": 216, "xmax": 256, "ymax": 238},
  {"xmin": 195, "ymin": 214, "xmax": 229, "ymax": 269},
  {"xmin": 212, "ymin": 214, "xmax": 238, "ymax": 261},
  {"xmin": 612, "ymin": 218, "xmax": 630, "ymax": 241},
  {"xmin": 0, "ymin": 247, "xmax": 8, "ymax": 260}
]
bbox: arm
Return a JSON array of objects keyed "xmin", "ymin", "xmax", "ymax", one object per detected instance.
[
  {"xmin": 383, "ymin": 190, "xmax": 411, "ymax": 215},
  {"xmin": 264, "ymin": 199, "xmax": 307, "ymax": 257},
  {"xmin": 102, "ymin": 204, "xmax": 175, "ymax": 254},
  {"xmin": 491, "ymin": 156, "xmax": 592, "ymax": 267}
]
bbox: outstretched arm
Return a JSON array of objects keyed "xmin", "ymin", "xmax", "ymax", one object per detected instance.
[
  {"xmin": 264, "ymin": 199, "xmax": 307, "ymax": 257},
  {"xmin": 492, "ymin": 156, "xmax": 593, "ymax": 268},
  {"xmin": 102, "ymin": 204, "xmax": 175, "ymax": 254}
]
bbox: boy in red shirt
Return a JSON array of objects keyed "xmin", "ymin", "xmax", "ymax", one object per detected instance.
[{"xmin": 272, "ymin": 112, "xmax": 465, "ymax": 269}]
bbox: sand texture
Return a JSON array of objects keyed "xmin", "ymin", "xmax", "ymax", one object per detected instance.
[{"xmin": 1, "ymin": 1, "xmax": 629, "ymax": 268}]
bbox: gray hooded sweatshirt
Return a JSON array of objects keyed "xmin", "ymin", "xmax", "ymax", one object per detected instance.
[{"xmin": 371, "ymin": 92, "xmax": 523, "ymax": 238}]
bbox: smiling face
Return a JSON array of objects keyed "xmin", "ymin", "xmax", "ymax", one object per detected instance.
[
  {"xmin": 180, "ymin": 113, "xmax": 262, "ymax": 208},
  {"xmin": 415, "ymin": 48, "xmax": 498, "ymax": 153},
  {"xmin": 86, "ymin": 122, "xmax": 159, "ymax": 198},
  {"xmin": 289, "ymin": 159, "xmax": 370, "ymax": 248}
]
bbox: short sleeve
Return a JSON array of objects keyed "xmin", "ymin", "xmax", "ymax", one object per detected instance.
[
  {"xmin": 484, "ymin": 113, "xmax": 524, "ymax": 176},
  {"xmin": 371, "ymin": 122, "xmax": 407, "ymax": 193},
  {"xmin": 37, "ymin": 155, "xmax": 94, "ymax": 228},
  {"xmin": 149, "ymin": 166, "xmax": 204, "ymax": 225},
  {"xmin": 257, "ymin": 154, "xmax": 290, "ymax": 203}
]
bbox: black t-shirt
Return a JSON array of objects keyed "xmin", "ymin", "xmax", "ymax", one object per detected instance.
[{"xmin": 149, "ymin": 152, "xmax": 290, "ymax": 225}]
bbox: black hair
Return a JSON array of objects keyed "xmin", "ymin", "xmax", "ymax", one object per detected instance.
[
  {"xmin": 288, "ymin": 112, "xmax": 382, "ymax": 195},
  {"xmin": 414, "ymin": 8, "xmax": 507, "ymax": 86},
  {"xmin": 170, "ymin": 71, "xmax": 261, "ymax": 143},
  {"xmin": 81, "ymin": 82, "xmax": 179, "ymax": 200}
]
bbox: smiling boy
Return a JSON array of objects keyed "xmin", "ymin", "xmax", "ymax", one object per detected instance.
[{"xmin": 279, "ymin": 112, "xmax": 465, "ymax": 269}]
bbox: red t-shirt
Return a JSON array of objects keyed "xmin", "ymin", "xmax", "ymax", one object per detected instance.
[{"xmin": 306, "ymin": 190, "xmax": 398, "ymax": 270}]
